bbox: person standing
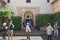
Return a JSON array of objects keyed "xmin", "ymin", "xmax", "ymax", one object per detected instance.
[
  {"xmin": 1, "ymin": 23, "xmax": 7, "ymax": 40},
  {"xmin": 26, "ymin": 23, "xmax": 31, "ymax": 40},
  {"xmin": 46, "ymin": 23, "xmax": 53, "ymax": 40},
  {"xmin": 53, "ymin": 22, "xmax": 59, "ymax": 37},
  {"xmin": 7, "ymin": 21, "xmax": 14, "ymax": 40}
]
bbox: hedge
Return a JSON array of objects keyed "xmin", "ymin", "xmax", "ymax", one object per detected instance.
[
  {"xmin": 12, "ymin": 12, "xmax": 60, "ymax": 31},
  {"xmin": 36, "ymin": 12, "xmax": 60, "ymax": 28},
  {"xmin": 12, "ymin": 16, "xmax": 21, "ymax": 31},
  {"xmin": 0, "ymin": 12, "xmax": 60, "ymax": 31},
  {"xmin": 54, "ymin": 12, "xmax": 60, "ymax": 25}
]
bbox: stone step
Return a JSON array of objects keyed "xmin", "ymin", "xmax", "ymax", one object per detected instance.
[
  {"xmin": 13, "ymin": 31, "xmax": 47, "ymax": 36},
  {"xmin": 0, "ymin": 30, "xmax": 47, "ymax": 36},
  {"xmin": 0, "ymin": 30, "xmax": 60, "ymax": 36}
]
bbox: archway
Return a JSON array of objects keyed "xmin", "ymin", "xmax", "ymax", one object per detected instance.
[
  {"xmin": 24, "ymin": 11, "xmax": 33, "ymax": 19},
  {"xmin": 23, "ymin": 11, "xmax": 34, "ymax": 28}
]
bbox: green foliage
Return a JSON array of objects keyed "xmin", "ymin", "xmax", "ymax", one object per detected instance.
[
  {"xmin": 0, "ymin": 8, "xmax": 12, "ymax": 19},
  {"xmin": 54, "ymin": 12, "xmax": 60, "ymax": 26},
  {"xmin": 12, "ymin": 16, "xmax": 22, "ymax": 31},
  {"xmin": 36, "ymin": 12, "xmax": 60, "ymax": 27},
  {"xmin": 0, "ymin": 8, "xmax": 12, "ymax": 26}
]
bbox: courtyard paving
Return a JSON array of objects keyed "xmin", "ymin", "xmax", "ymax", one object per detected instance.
[
  {"xmin": 0, "ymin": 36, "xmax": 60, "ymax": 40},
  {"xmin": 0, "ymin": 36, "xmax": 43, "ymax": 40}
]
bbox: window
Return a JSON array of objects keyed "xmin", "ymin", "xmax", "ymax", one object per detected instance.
[
  {"xmin": 26, "ymin": 0, "xmax": 31, "ymax": 3},
  {"xmin": 47, "ymin": 0, "xmax": 50, "ymax": 3},
  {"xmin": 7, "ymin": 0, "xmax": 10, "ymax": 3}
]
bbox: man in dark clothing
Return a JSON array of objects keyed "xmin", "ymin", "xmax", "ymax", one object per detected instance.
[{"xmin": 1, "ymin": 23, "xmax": 7, "ymax": 40}]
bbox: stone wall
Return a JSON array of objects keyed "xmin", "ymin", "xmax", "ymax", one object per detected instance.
[{"xmin": 51, "ymin": 0, "xmax": 60, "ymax": 12}]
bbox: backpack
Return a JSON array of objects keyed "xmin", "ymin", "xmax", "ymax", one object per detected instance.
[{"xmin": 8, "ymin": 24, "xmax": 13, "ymax": 30}]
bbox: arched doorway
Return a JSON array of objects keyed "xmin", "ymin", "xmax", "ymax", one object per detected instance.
[
  {"xmin": 24, "ymin": 11, "xmax": 33, "ymax": 19},
  {"xmin": 23, "ymin": 11, "xmax": 34, "ymax": 29}
]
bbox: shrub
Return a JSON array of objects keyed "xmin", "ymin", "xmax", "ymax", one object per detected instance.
[
  {"xmin": 54, "ymin": 12, "xmax": 60, "ymax": 26},
  {"xmin": 36, "ymin": 12, "xmax": 60, "ymax": 28},
  {"xmin": 12, "ymin": 16, "xmax": 21, "ymax": 31},
  {"xmin": 0, "ymin": 8, "xmax": 12, "ymax": 26},
  {"xmin": 36, "ymin": 14, "xmax": 54, "ymax": 27}
]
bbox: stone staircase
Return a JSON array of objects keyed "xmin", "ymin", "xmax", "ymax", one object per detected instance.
[
  {"xmin": 13, "ymin": 30, "xmax": 47, "ymax": 36},
  {"xmin": 0, "ymin": 29, "xmax": 47, "ymax": 36}
]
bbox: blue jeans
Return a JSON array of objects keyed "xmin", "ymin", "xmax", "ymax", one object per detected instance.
[
  {"xmin": 2, "ymin": 31, "xmax": 6, "ymax": 40},
  {"xmin": 47, "ymin": 35, "xmax": 52, "ymax": 40}
]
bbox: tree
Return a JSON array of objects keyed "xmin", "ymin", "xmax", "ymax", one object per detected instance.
[{"xmin": 0, "ymin": 8, "xmax": 12, "ymax": 26}]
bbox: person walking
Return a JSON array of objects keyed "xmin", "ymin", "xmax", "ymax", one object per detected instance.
[
  {"xmin": 26, "ymin": 23, "xmax": 31, "ymax": 40},
  {"xmin": 46, "ymin": 23, "xmax": 53, "ymax": 40},
  {"xmin": 1, "ymin": 23, "xmax": 7, "ymax": 40},
  {"xmin": 7, "ymin": 21, "xmax": 14, "ymax": 40},
  {"xmin": 53, "ymin": 22, "xmax": 59, "ymax": 37}
]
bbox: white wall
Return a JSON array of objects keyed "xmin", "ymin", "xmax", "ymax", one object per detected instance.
[
  {"xmin": 54, "ymin": 7, "xmax": 60, "ymax": 12},
  {"xmin": 4, "ymin": 0, "xmax": 53, "ymax": 14}
]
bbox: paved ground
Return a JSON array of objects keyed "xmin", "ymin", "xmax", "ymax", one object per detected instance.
[
  {"xmin": 0, "ymin": 36, "xmax": 42, "ymax": 40},
  {"xmin": 0, "ymin": 29, "xmax": 60, "ymax": 40},
  {"xmin": 42, "ymin": 35, "xmax": 60, "ymax": 40},
  {"xmin": 0, "ymin": 35, "xmax": 60, "ymax": 40}
]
